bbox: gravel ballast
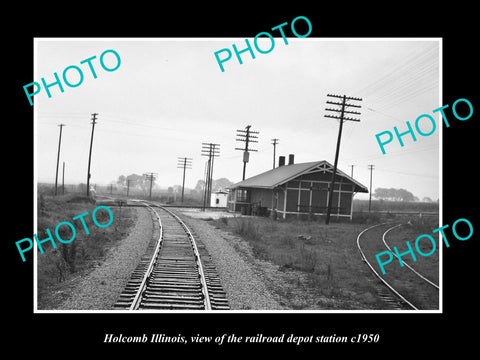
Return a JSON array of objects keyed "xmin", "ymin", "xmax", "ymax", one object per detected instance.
[{"xmin": 179, "ymin": 213, "xmax": 283, "ymax": 310}]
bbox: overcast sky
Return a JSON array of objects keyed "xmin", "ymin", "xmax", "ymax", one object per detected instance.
[{"xmin": 35, "ymin": 38, "xmax": 440, "ymax": 200}]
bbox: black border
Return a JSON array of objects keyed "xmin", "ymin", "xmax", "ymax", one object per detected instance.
[{"xmin": 7, "ymin": 5, "xmax": 478, "ymax": 355}]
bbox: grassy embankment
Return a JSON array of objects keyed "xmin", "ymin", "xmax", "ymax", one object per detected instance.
[
  {"xmin": 36, "ymin": 192, "xmax": 136, "ymax": 305},
  {"xmin": 212, "ymin": 203, "xmax": 439, "ymax": 309}
]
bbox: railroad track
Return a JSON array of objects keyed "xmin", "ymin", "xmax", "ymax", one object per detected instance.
[
  {"xmin": 357, "ymin": 223, "xmax": 440, "ymax": 310},
  {"xmin": 114, "ymin": 201, "xmax": 229, "ymax": 310}
]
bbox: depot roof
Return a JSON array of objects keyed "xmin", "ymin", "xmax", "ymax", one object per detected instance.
[{"xmin": 229, "ymin": 160, "xmax": 368, "ymax": 193}]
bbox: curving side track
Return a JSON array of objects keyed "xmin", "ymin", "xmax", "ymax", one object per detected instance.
[
  {"xmin": 357, "ymin": 223, "xmax": 439, "ymax": 310},
  {"xmin": 382, "ymin": 224, "xmax": 439, "ymax": 290},
  {"xmin": 114, "ymin": 201, "xmax": 229, "ymax": 310}
]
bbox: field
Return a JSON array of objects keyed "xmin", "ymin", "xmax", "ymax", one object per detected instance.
[
  {"xmin": 212, "ymin": 209, "xmax": 439, "ymax": 310},
  {"xmin": 353, "ymin": 199, "xmax": 439, "ymax": 213},
  {"xmin": 36, "ymin": 192, "xmax": 136, "ymax": 307},
  {"xmin": 35, "ymin": 185, "xmax": 440, "ymax": 310}
]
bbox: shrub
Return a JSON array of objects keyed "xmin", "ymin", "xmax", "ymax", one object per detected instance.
[
  {"xmin": 232, "ymin": 218, "xmax": 261, "ymax": 241},
  {"xmin": 351, "ymin": 211, "xmax": 381, "ymax": 224},
  {"xmin": 298, "ymin": 244, "xmax": 318, "ymax": 272},
  {"xmin": 37, "ymin": 195, "xmax": 136, "ymax": 299},
  {"xmin": 279, "ymin": 235, "xmax": 296, "ymax": 248}
]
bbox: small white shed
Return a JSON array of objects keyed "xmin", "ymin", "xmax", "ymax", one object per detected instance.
[{"xmin": 210, "ymin": 190, "xmax": 229, "ymax": 207}]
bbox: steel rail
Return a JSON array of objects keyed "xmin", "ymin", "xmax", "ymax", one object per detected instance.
[
  {"xmin": 382, "ymin": 224, "xmax": 439, "ymax": 290},
  {"xmin": 129, "ymin": 201, "xmax": 164, "ymax": 310},
  {"xmin": 356, "ymin": 222, "xmax": 418, "ymax": 310},
  {"xmin": 159, "ymin": 206, "xmax": 212, "ymax": 310}
]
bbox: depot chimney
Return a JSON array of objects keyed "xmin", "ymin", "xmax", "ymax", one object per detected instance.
[
  {"xmin": 278, "ymin": 156, "xmax": 285, "ymax": 167},
  {"xmin": 288, "ymin": 154, "xmax": 294, "ymax": 165}
]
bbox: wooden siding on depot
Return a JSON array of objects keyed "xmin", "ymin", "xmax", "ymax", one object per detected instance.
[
  {"xmin": 340, "ymin": 192, "xmax": 351, "ymax": 214},
  {"xmin": 250, "ymin": 188, "xmax": 273, "ymax": 207},
  {"xmin": 312, "ymin": 188, "xmax": 327, "ymax": 208},
  {"xmin": 286, "ymin": 189, "xmax": 298, "ymax": 212},
  {"xmin": 278, "ymin": 188, "xmax": 285, "ymax": 211}
]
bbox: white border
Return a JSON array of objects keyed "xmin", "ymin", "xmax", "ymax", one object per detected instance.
[
  {"xmin": 438, "ymin": 38, "xmax": 443, "ymax": 312},
  {"xmin": 33, "ymin": 37, "xmax": 442, "ymax": 314},
  {"xmin": 33, "ymin": 39, "xmax": 39, "ymax": 311}
]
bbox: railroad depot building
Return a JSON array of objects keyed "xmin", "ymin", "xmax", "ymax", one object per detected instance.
[{"xmin": 227, "ymin": 155, "xmax": 368, "ymax": 220}]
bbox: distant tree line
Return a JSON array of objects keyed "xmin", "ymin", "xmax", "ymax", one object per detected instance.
[
  {"xmin": 373, "ymin": 187, "xmax": 435, "ymax": 202},
  {"xmin": 115, "ymin": 174, "xmax": 233, "ymax": 202},
  {"xmin": 117, "ymin": 174, "xmax": 153, "ymax": 193}
]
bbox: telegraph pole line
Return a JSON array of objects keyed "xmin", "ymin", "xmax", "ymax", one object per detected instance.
[
  {"xmin": 143, "ymin": 172, "xmax": 158, "ymax": 199},
  {"xmin": 205, "ymin": 156, "xmax": 211, "ymax": 209},
  {"xmin": 271, "ymin": 138, "xmax": 279, "ymax": 169},
  {"xmin": 210, "ymin": 144, "xmax": 220, "ymax": 203},
  {"xmin": 202, "ymin": 144, "xmax": 211, "ymax": 209},
  {"xmin": 86, "ymin": 113, "xmax": 98, "ymax": 197},
  {"xmin": 54, "ymin": 124, "xmax": 65, "ymax": 196},
  {"xmin": 201, "ymin": 143, "xmax": 220, "ymax": 210},
  {"xmin": 177, "ymin": 157, "xmax": 192, "ymax": 203},
  {"xmin": 368, "ymin": 164, "xmax": 375, "ymax": 212},
  {"xmin": 324, "ymin": 94, "xmax": 362, "ymax": 225},
  {"xmin": 210, "ymin": 144, "xmax": 217, "ymax": 197},
  {"xmin": 62, "ymin": 161, "xmax": 65, "ymax": 195},
  {"xmin": 149, "ymin": 174, "xmax": 153, "ymax": 198},
  {"xmin": 202, "ymin": 160, "xmax": 209, "ymax": 211},
  {"xmin": 235, "ymin": 125, "xmax": 259, "ymax": 180}
]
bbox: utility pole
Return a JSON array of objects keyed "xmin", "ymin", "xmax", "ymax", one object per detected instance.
[
  {"xmin": 143, "ymin": 172, "xmax": 158, "ymax": 199},
  {"xmin": 148, "ymin": 174, "xmax": 153, "ymax": 199},
  {"xmin": 202, "ymin": 160, "xmax": 209, "ymax": 211},
  {"xmin": 177, "ymin": 157, "xmax": 192, "ymax": 203},
  {"xmin": 324, "ymin": 94, "xmax": 362, "ymax": 225},
  {"xmin": 54, "ymin": 124, "xmax": 65, "ymax": 196},
  {"xmin": 349, "ymin": 165, "xmax": 355, "ymax": 178},
  {"xmin": 235, "ymin": 125, "xmax": 259, "ymax": 180},
  {"xmin": 201, "ymin": 143, "xmax": 220, "ymax": 210},
  {"xmin": 271, "ymin": 138, "xmax": 279, "ymax": 169},
  {"xmin": 126, "ymin": 179, "xmax": 131, "ymax": 197},
  {"xmin": 86, "ymin": 113, "xmax": 98, "ymax": 197},
  {"xmin": 368, "ymin": 164, "xmax": 375, "ymax": 212},
  {"xmin": 62, "ymin": 161, "xmax": 65, "ymax": 195}
]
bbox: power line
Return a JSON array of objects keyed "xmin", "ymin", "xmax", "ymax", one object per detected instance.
[
  {"xmin": 376, "ymin": 168, "xmax": 438, "ymax": 179},
  {"xmin": 365, "ymin": 107, "xmax": 406, "ymax": 125},
  {"xmin": 346, "ymin": 43, "xmax": 439, "ymax": 113},
  {"xmin": 341, "ymin": 141, "xmax": 439, "ymax": 164},
  {"xmin": 351, "ymin": 43, "xmax": 438, "ymax": 98}
]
